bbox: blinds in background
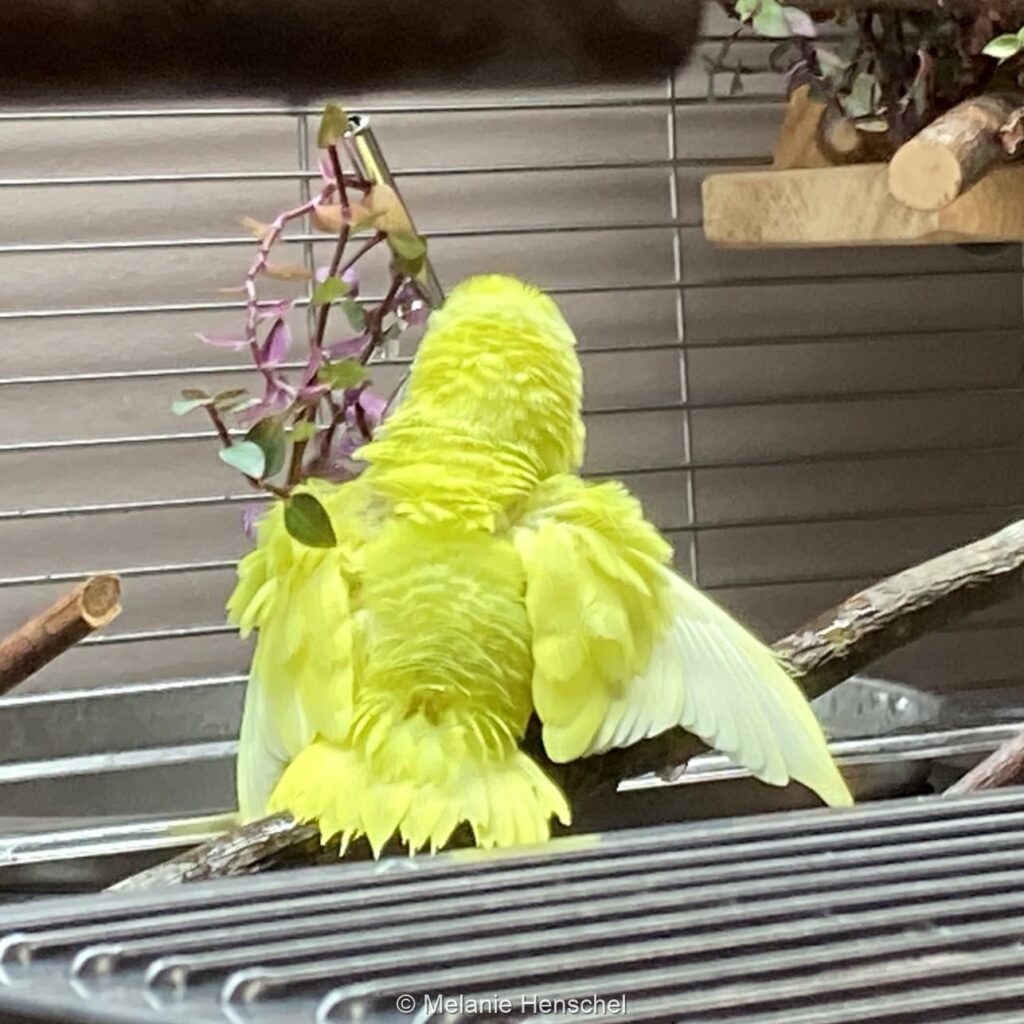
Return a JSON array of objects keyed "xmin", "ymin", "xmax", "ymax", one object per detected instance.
[{"xmin": 1, "ymin": 8, "xmax": 1023, "ymax": 701}]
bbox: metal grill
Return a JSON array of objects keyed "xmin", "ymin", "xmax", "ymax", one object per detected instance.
[{"xmin": 2, "ymin": 789, "xmax": 1024, "ymax": 1023}]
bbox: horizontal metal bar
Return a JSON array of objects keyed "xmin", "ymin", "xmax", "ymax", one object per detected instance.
[
  {"xmin": 622, "ymin": 724, "xmax": 1024, "ymax": 792},
  {"xmin": 3, "ymin": 268, "xmax": 1020, "ymax": 321},
  {"xmin": 0, "ymin": 219, "xmax": 689, "ymax": 257},
  {"xmin": 79, "ymin": 624, "xmax": 238, "ymax": 646},
  {"xmin": 0, "ymin": 493, "xmax": 256, "ymax": 522},
  {"xmin": 0, "ymin": 282, "xmax": 682, "ymax": 321},
  {"xmin": 0, "ymin": 95, "xmax": 784, "ymax": 123},
  {"xmin": 3, "ymin": 325, "xmax": 1018, "ymax": 388},
  {"xmin": 5, "ymin": 501, "xmax": 1023, "ymax": 590},
  {"xmin": 4, "ymin": 384, "xmax": 1024, "ymax": 455},
  {"xmin": 0, "ymin": 741, "xmax": 237, "ymax": 785},
  {"xmin": 0, "ymin": 559, "xmax": 235, "ymax": 589},
  {"xmin": 0, "ymin": 155, "xmax": 768, "ymax": 189},
  {"xmin": 0, "ymin": 342, "xmax": 684, "ymax": 388},
  {"xmin": 3, "ymin": 442, "xmax": 1023, "ymax": 522},
  {"xmin": 0, "ymin": 813, "xmax": 237, "ymax": 868}
]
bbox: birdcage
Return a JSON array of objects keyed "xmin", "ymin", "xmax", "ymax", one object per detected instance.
[{"xmin": 4, "ymin": 1, "xmax": 1024, "ymax": 1020}]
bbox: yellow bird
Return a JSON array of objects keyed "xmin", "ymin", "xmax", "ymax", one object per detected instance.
[{"xmin": 227, "ymin": 274, "xmax": 852, "ymax": 856}]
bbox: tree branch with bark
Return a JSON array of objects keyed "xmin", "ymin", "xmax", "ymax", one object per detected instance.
[{"xmin": 111, "ymin": 517, "xmax": 1024, "ymax": 890}]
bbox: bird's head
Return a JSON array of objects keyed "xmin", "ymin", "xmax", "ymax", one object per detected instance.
[{"xmin": 393, "ymin": 274, "xmax": 585, "ymax": 477}]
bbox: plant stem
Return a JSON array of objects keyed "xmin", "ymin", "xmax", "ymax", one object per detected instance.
[
  {"xmin": 205, "ymin": 404, "xmax": 290, "ymax": 498},
  {"xmin": 358, "ymin": 274, "xmax": 405, "ymax": 366},
  {"xmin": 340, "ymin": 232, "xmax": 386, "ymax": 276}
]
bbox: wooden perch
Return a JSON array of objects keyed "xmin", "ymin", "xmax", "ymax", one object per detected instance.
[
  {"xmin": 888, "ymin": 93, "xmax": 1024, "ymax": 211},
  {"xmin": 0, "ymin": 575, "xmax": 122, "ymax": 695},
  {"xmin": 703, "ymin": 161, "xmax": 1024, "ymax": 247},
  {"xmin": 111, "ymin": 518, "xmax": 1024, "ymax": 890},
  {"xmin": 773, "ymin": 86, "xmax": 893, "ymax": 172},
  {"xmin": 944, "ymin": 727, "xmax": 1024, "ymax": 796}
]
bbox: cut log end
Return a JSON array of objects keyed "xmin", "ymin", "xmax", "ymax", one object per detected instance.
[
  {"xmin": 80, "ymin": 574, "xmax": 122, "ymax": 627},
  {"xmin": 888, "ymin": 141, "xmax": 965, "ymax": 211}
]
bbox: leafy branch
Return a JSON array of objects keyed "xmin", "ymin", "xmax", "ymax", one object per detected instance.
[{"xmin": 172, "ymin": 104, "xmax": 435, "ymax": 548}]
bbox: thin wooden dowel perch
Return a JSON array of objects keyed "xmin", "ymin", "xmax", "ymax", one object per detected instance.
[
  {"xmin": 111, "ymin": 517, "xmax": 1024, "ymax": 890},
  {"xmin": 0, "ymin": 575, "xmax": 122, "ymax": 696},
  {"xmin": 944, "ymin": 727, "xmax": 1024, "ymax": 796},
  {"xmin": 888, "ymin": 93, "xmax": 1024, "ymax": 211}
]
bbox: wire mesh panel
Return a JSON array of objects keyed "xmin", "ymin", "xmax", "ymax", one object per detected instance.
[
  {"xmin": 1, "ymin": 11, "xmax": 1024, "ymax": 768},
  {"xmin": 4, "ymin": 790, "xmax": 1024, "ymax": 1023}
]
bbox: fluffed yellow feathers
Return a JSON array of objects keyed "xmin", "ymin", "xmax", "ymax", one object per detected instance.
[{"xmin": 228, "ymin": 274, "xmax": 852, "ymax": 857}]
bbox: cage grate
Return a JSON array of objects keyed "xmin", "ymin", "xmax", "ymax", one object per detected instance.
[{"xmin": 2, "ymin": 790, "xmax": 1024, "ymax": 1023}]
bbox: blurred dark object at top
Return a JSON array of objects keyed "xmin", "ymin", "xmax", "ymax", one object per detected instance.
[{"xmin": 0, "ymin": 0, "xmax": 706, "ymax": 104}]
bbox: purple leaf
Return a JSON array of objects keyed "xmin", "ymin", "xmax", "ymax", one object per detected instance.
[
  {"xmin": 296, "ymin": 347, "xmax": 330, "ymax": 401},
  {"xmin": 324, "ymin": 334, "xmax": 368, "ymax": 359},
  {"xmin": 301, "ymin": 346, "xmax": 323, "ymax": 384},
  {"xmin": 259, "ymin": 318, "xmax": 291, "ymax": 368},
  {"xmin": 241, "ymin": 503, "xmax": 266, "ymax": 541},
  {"xmin": 197, "ymin": 332, "xmax": 248, "ymax": 351},
  {"xmin": 318, "ymin": 154, "xmax": 335, "ymax": 184},
  {"xmin": 358, "ymin": 390, "xmax": 387, "ymax": 428},
  {"xmin": 400, "ymin": 300, "xmax": 430, "ymax": 327},
  {"xmin": 314, "ymin": 265, "xmax": 359, "ymax": 296},
  {"xmin": 255, "ymin": 299, "xmax": 295, "ymax": 321},
  {"xmin": 784, "ymin": 7, "xmax": 816, "ymax": 37},
  {"xmin": 238, "ymin": 374, "xmax": 295, "ymax": 425}
]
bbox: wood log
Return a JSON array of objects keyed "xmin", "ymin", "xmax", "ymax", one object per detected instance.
[
  {"xmin": 776, "ymin": 518, "xmax": 1024, "ymax": 699},
  {"xmin": 0, "ymin": 575, "xmax": 122, "ymax": 695},
  {"xmin": 944, "ymin": 727, "xmax": 1024, "ymax": 795},
  {"xmin": 773, "ymin": 86, "xmax": 894, "ymax": 172},
  {"xmin": 702, "ymin": 161, "xmax": 1024, "ymax": 247},
  {"xmin": 888, "ymin": 93, "xmax": 1024, "ymax": 212},
  {"xmin": 111, "ymin": 517, "xmax": 1024, "ymax": 889}
]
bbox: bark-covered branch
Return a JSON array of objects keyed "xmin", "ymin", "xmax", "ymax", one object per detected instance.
[
  {"xmin": 111, "ymin": 518, "xmax": 1024, "ymax": 890},
  {"xmin": 0, "ymin": 575, "xmax": 122, "ymax": 695},
  {"xmin": 888, "ymin": 93, "xmax": 1024, "ymax": 210}
]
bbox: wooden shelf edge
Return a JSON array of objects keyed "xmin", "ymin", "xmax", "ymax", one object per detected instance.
[{"xmin": 702, "ymin": 162, "xmax": 1024, "ymax": 249}]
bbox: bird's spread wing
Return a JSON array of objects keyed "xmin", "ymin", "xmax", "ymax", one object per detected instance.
[
  {"xmin": 227, "ymin": 479, "xmax": 367, "ymax": 820},
  {"xmin": 511, "ymin": 475, "xmax": 851, "ymax": 808}
]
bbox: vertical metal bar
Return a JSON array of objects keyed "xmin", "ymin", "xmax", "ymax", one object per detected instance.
[
  {"xmin": 666, "ymin": 74, "xmax": 700, "ymax": 583},
  {"xmin": 347, "ymin": 114, "xmax": 445, "ymax": 415},
  {"xmin": 296, "ymin": 113, "xmax": 317, "ymax": 340}
]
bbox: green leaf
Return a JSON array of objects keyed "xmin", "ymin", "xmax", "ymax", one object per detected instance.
[
  {"xmin": 171, "ymin": 398, "xmax": 207, "ymax": 416},
  {"xmin": 318, "ymin": 359, "xmax": 369, "ymax": 391},
  {"xmin": 245, "ymin": 417, "xmax": 286, "ymax": 478},
  {"xmin": 290, "ymin": 421, "xmax": 320, "ymax": 442},
  {"xmin": 388, "ymin": 232, "xmax": 427, "ymax": 261},
  {"xmin": 341, "ymin": 299, "xmax": 367, "ymax": 331},
  {"xmin": 983, "ymin": 33, "xmax": 1024, "ymax": 61},
  {"xmin": 735, "ymin": 0, "xmax": 758, "ymax": 20},
  {"xmin": 284, "ymin": 493, "xmax": 337, "ymax": 548},
  {"xmin": 844, "ymin": 72, "xmax": 878, "ymax": 119},
  {"xmin": 311, "ymin": 276, "xmax": 350, "ymax": 305},
  {"xmin": 218, "ymin": 441, "xmax": 266, "ymax": 479},
  {"xmin": 752, "ymin": 0, "xmax": 790, "ymax": 38},
  {"xmin": 318, "ymin": 102, "xmax": 350, "ymax": 148},
  {"xmin": 212, "ymin": 388, "xmax": 251, "ymax": 412}
]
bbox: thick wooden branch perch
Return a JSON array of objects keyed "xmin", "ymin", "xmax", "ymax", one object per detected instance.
[
  {"xmin": 888, "ymin": 94, "xmax": 1024, "ymax": 211},
  {"xmin": 112, "ymin": 518, "xmax": 1024, "ymax": 890},
  {"xmin": 0, "ymin": 575, "xmax": 122, "ymax": 696}
]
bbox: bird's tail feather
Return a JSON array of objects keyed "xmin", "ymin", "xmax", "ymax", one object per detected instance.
[{"xmin": 268, "ymin": 719, "xmax": 571, "ymax": 856}]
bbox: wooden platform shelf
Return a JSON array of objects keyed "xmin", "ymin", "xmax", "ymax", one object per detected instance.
[{"xmin": 702, "ymin": 162, "xmax": 1024, "ymax": 249}]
